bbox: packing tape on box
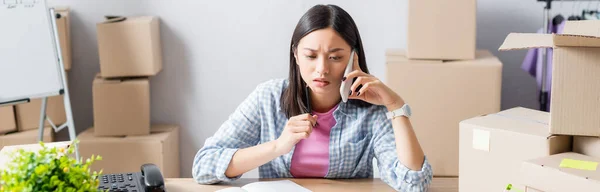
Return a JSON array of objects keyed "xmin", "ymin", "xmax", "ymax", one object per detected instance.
[
  {"xmin": 559, "ymin": 158, "xmax": 598, "ymax": 171},
  {"xmin": 472, "ymin": 129, "xmax": 490, "ymax": 152},
  {"xmin": 491, "ymin": 113, "xmax": 548, "ymax": 125}
]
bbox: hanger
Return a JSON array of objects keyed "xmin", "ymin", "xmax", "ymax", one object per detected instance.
[
  {"xmin": 582, "ymin": 10, "xmax": 599, "ymax": 20},
  {"xmin": 568, "ymin": 1, "xmax": 582, "ymax": 20},
  {"xmin": 582, "ymin": 1, "xmax": 599, "ymax": 20},
  {"xmin": 592, "ymin": 11, "xmax": 599, "ymax": 20},
  {"xmin": 567, "ymin": 1, "xmax": 577, "ymax": 20}
]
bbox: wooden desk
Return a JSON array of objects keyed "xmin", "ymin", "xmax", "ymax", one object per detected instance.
[{"xmin": 165, "ymin": 177, "xmax": 457, "ymax": 192}]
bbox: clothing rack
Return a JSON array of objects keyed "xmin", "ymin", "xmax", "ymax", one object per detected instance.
[{"xmin": 536, "ymin": 0, "xmax": 599, "ymax": 111}]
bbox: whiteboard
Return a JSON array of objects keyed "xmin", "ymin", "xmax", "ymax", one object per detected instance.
[{"xmin": 0, "ymin": 0, "xmax": 64, "ymax": 104}]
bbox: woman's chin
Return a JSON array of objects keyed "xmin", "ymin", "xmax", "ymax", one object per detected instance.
[{"xmin": 310, "ymin": 87, "xmax": 340, "ymax": 96}]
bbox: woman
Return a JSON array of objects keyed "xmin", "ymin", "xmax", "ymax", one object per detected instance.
[{"xmin": 192, "ymin": 4, "xmax": 432, "ymax": 191}]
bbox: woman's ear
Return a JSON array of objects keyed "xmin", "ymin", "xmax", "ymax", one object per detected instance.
[{"xmin": 293, "ymin": 49, "xmax": 300, "ymax": 65}]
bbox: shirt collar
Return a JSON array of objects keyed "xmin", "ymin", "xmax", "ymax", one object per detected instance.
[{"xmin": 333, "ymin": 100, "xmax": 356, "ymax": 120}]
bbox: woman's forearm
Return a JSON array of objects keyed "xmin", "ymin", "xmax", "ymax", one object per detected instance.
[
  {"xmin": 390, "ymin": 116, "xmax": 425, "ymax": 170},
  {"xmin": 386, "ymin": 103, "xmax": 425, "ymax": 171},
  {"xmin": 224, "ymin": 140, "xmax": 281, "ymax": 178}
]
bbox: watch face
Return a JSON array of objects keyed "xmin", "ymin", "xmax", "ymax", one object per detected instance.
[{"xmin": 404, "ymin": 105, "xmax": 412, "ymax": 116}]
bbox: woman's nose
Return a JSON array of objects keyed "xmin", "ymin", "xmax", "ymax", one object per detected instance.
[{"xmin": 315, "ymin": 58, "xmax": 329, "ymax": 75}]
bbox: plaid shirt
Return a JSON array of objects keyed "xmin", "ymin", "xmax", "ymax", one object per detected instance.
[{"xmin": 192, "ymin": 79, "xmax": 433, "ymax": 191}]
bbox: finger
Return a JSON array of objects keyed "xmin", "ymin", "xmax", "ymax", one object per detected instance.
[
  {"xmin": 291, "ymin": 113, "xmax": 312, "ymax": 121},
  {"xmin": 342, "ymin": 70, "xmax": 370, "ymax": 83},
  {"xmin": 308, "ymin": 115, "xmax": 317, "ymax": 126},
  {"xmin": 291, "ymin": 120, "xmax": 313, "ymax": 126},
  {"xmin": 291, "ymin": 125, "xmax": 312, "ymax": 134},
  {"xmin": 290, "ymin": 120, "xmax": 312, "ymax": 127},
  {"xmin": 349, "ymin": 81, "xmax": 374, "ymax": 99},
  {"xmin": 294, "ymin": 132, "xmax": 310, "ymax": 140},
  {"xmin": 290, "ymin": 114, "xmax": 317, "ymax": 127},
  {"xmin": 290, "ymin": 121, "xmax": 312, "ymax": 131},
  {"xmin": 349, "ymin": 76, "xmax": 374, "ymax": 96}
]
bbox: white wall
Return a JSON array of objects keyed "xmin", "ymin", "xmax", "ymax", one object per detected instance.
[{"xmin": 45, "ymin": 0, "xmax": 577, "ymax": 178}]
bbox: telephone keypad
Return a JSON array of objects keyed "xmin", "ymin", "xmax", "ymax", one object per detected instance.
[{"xmin": 98, "ymin": 173, "xmax": 143, "ymax": 192}]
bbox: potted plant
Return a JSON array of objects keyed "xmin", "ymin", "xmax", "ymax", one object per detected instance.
[{"xmin": 0, "ymin": 141, "xmax": 102, "ymax": 191}]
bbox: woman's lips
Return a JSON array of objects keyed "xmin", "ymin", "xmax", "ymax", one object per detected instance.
[{"xmin": 313, "ymin": 79, "xmax": 330, "ymax": 87}]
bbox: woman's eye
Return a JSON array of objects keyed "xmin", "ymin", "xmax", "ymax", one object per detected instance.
[
  {"xmin": 305, "ymin": 55, "xmax": 317, "ymax": 59},
  {"xmin": 329, "ymin": 56, "xmax": 341, "ymax": 61}
]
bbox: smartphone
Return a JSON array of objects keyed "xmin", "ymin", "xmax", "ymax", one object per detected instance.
[{"xmin": 340, "ymin": 49, "xmax": 355, "ymax": 103}]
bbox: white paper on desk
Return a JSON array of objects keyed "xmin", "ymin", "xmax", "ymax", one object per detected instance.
[
  {"xmin": 0, "ymin": 141, "xmax": 72, "ymax": 171},
  {"xmin": 215, "ymin": 180, "xmax": 312, "ymax": 192}
]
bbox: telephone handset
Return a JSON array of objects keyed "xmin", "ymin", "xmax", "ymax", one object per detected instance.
[
  {"xmin": 340, "ymin": 49, "xmax": 356, "ymax": 103},
  {"xmin": 141, "ymin": 164, "xmax": 165, "ymax": 192},
  {"xmin": 98, "ymin": 163, "xmax": 165, "ymax": 192}
]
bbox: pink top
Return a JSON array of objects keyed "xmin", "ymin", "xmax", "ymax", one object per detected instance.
[{"xmin": 290, "ymin": 104, "xmax": 338, "ymax": 178}]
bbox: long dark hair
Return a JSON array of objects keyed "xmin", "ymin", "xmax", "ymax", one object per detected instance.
[{"xmin": 280, "ymin": 4, "xmax": 371, "ymax": 118}]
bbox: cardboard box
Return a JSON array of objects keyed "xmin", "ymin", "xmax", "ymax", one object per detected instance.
[
  {"xmin": 93, "ymin": 75, "xmax": 150, "ymax": 136},
  {"xmin": 0, "ymin": 128, "xmax": 54, "ymax": 148},
  {"xmin": 385, "ymin": 50, "xmax": 502, "ymax": 176},
  {"xmin": 459, "ymin": 107, "xmax": 572, "ymax": 192},
  {"xmin": 499, "ymin": 20, "xmax": 600, "ymax": 137},
  {"xmin": 15, "ymin": 95, "xmax": 66, "ymax": 131},
  {"xmin": 96, "ymin": 16, "xmax": 162, "ymax": 78},
  {"xmin": 521, "ymin": 152, "xmax": 600, "ymax": 192},
  {"xmin": 407, "ymin": 0, "xmax": 476, "ymax": 60},
  {"xmin": 78, "ymin": 125, "xmax": 179, "ymax": 178},
  {"xmin": 0, "ymin": 106, "xmax": 16, "ymax": 134},
  {"xmin": 55, "ymin": 7, "xmax": 71, "ymax": 70},
  {"xmin": 574, "ymin": 136, "xmax": 600, "ymax": 158}
]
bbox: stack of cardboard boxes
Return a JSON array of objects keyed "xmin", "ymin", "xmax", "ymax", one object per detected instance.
[
  {"xmin": 0, "ymin": 105, "xmax": 54, "ymax": 146},
  {"xmin": 0, "ymin": 7, "xmax": 73, "ymax": 147},
  {"xmin": 0, "ymin": 107, "xmax": 16, "ymax": 135},
  {"xmin": 459, "ymin": 21, "xmax": 600, "ymax": 191},
  {"xmin": 77, "ymin": 15, "xmax": 180, "ymax": 178},
  {"xmin": 385, "ymin": 0, "xmax": 502, "ymax": 178}
]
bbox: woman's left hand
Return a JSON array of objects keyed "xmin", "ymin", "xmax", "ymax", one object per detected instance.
[{"xmin": 343, "ymin": 52, "xmax": 405, "ymax": 111}]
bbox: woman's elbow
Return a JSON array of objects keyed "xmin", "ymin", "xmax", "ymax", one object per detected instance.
[
  {"xmin": 395, "ymin": 182, "xmax": 430, "ymax": 192},
  {"xmin": 192, "ymin": 162, "xmax": 222, "ymax": 185},
  {"xmin": 192, "ymin": 150, "xmax": 221, "ymax": 184},
  {"xmin": 387, "ymin": 160, "xmax": 433, "ymax": 191},
  {"xmin": 193, "ymin": 174, "xmax": 221, "ymax": 185},
  {"xmin": 391, "ymin": 175, "xmax": 432, "ymax": 192}
]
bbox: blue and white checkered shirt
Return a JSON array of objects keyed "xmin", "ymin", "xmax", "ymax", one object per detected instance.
[{"xmin": 192, "ymin": 78, "xmax": 433, "ymax": 191}]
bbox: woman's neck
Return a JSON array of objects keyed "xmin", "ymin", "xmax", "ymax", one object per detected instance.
[{"xmin": 310, "ymin": 92, "xmax": 340, "ymax": 113}]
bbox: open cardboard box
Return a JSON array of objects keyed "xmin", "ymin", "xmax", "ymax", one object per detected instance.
[
  {"xmin": 521, "ymin": 152, "xmax": 600, "ymax": 191},
  {"xmin": 499, "ymin": 20, "xmax": 600, "ymax": 137}
]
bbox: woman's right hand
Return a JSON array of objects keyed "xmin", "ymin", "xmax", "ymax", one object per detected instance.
[{"xmin": 274, "ymin": 113, "xmax": 317, "ymax": 155}]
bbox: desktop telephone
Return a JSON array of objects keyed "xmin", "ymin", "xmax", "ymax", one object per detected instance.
[{"xmin": 97, "ymin": 163, "xmax": 165, "ymax": 192}]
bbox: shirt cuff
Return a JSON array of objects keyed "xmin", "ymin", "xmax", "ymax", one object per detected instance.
[
  {"xmin": 395, "ymin": 156, "xmax": 433, "ymax": 185},
  {"xmin": 215, "ymin": 148, "xmax": 243, "ymax": 182}
]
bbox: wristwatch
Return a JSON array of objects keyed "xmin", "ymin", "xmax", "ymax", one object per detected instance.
[{"xmin": 386, "ymin": 104, "xmax": 411, "ymax": 119}]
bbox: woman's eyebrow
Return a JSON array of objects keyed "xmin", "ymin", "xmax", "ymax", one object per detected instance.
[
  {"xmin": 302, "ymin": 48, "xmax": 345, "ymax": 52},
  {"xmin": 328, "ymin": 48, "xmax": 344, "ymax": 53}
]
